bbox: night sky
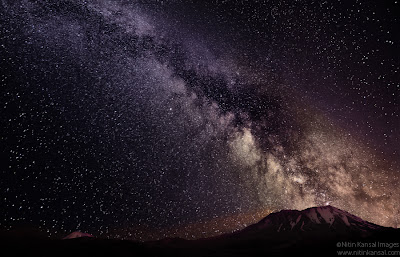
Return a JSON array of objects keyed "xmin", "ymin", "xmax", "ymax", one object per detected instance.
[{"xmin": 1, "ymin": 0, "xmax": 399, "ymax": 240}]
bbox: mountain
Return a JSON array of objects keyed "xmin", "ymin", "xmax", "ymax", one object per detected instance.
[
  {"xmin": 238, "ymin": 205, "xmax": 383, "ymax": 236},
  {"xmin": 1, "ymin": 206, "xmax": 398, "ymax": 256},
  {"xmin": 63, "ymin": 231, "xmax": 94, "ymax": 239},
  {"xmin": 211, "ymin": 205, "xmax": 397, "ymax": 256}
]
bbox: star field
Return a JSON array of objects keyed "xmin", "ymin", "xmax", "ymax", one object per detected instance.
[{"xmin": 0, "ymin": 0, "xmax": 399, "ymax": 240}]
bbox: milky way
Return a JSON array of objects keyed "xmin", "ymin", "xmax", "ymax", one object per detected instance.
[{"xmin": 1, "ymin": 0, "xmax": 399, "ymax": 239}]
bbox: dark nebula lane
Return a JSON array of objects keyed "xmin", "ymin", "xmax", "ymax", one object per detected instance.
[{"xmin": 0, "ymin": 0, "xmax": 399, "ymax": 240}]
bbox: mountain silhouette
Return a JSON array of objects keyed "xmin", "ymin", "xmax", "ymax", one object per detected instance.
[
  {"xmin": 1, "ymin": 206, "xmax": 398, "ymax": 256},
  {"xmin": 238, "ymin": 205, "xmax": 383, "ymax": 235}
]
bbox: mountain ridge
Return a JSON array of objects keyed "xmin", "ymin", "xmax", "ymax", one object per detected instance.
[
  {"xmin": 244, "ymin": 205, "xmax": 384, "ymax": 233},
  {"xmin": 1, "ymin": 205, "xmax": 398, "ymax": 256}
]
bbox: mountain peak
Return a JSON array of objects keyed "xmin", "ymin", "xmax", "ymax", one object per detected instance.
[{"xmin": 302, "ymin": 205, "xmax": 352, "ymax": 226}]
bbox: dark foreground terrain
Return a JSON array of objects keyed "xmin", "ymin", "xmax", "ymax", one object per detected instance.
[{"xmin": 2, "ymin": 206, "xmax": 399, "ymax": 257}]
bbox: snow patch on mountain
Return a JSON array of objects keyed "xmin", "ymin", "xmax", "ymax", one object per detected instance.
[
  {"xmin": 289, "ymin": 215, "xmax": 302, "ymax": 229},
  {"xmin": 306, "ymin": 208, "xmax": 321, "ymax": 224},
  {"xmin": 315, "ymin": 207, "xmax": 335, "ymax": 225}
]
